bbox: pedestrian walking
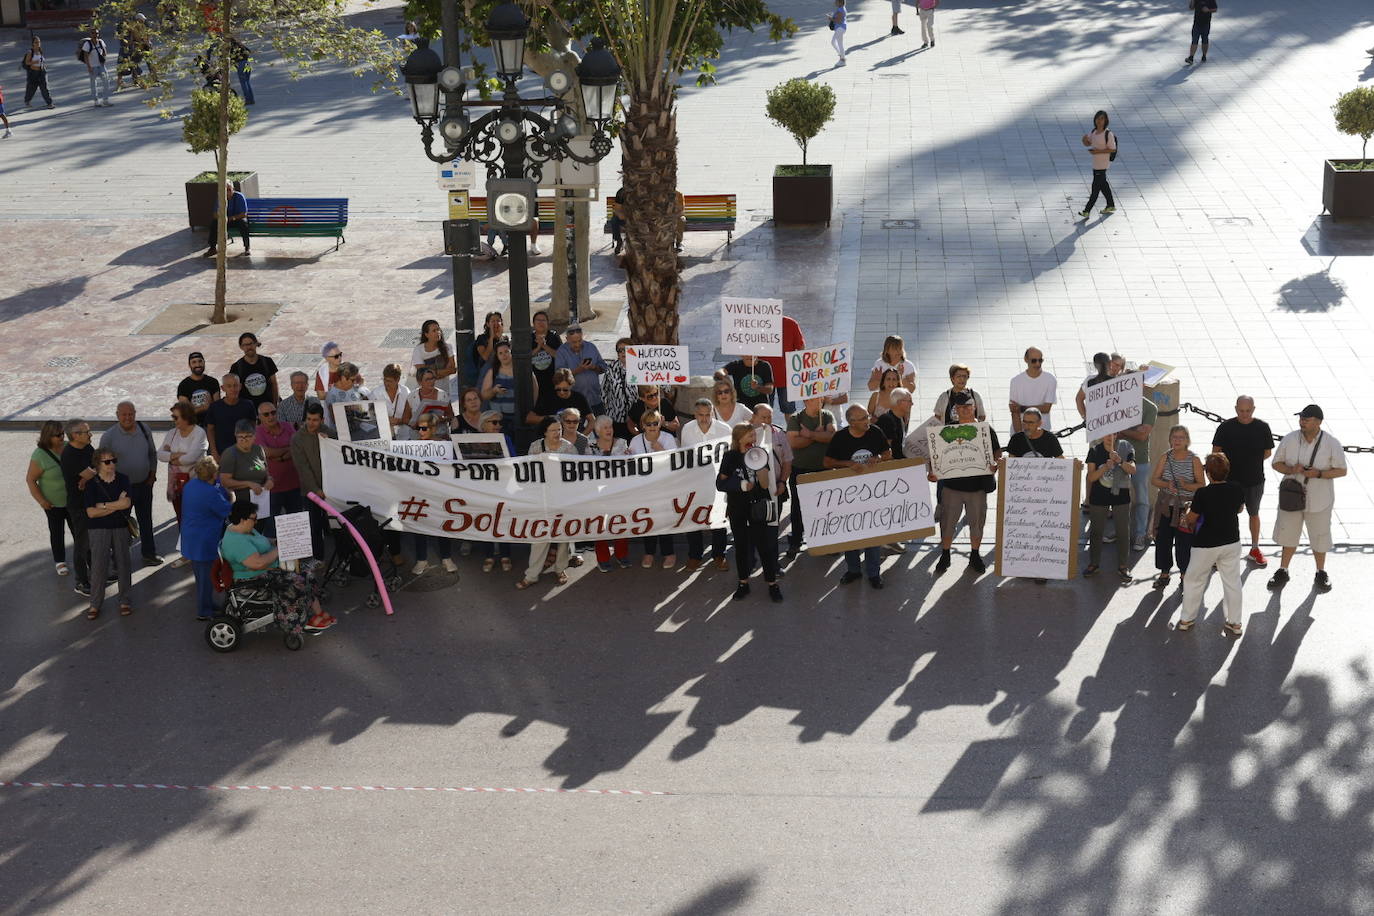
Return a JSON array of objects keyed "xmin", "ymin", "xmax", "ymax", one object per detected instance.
[
  {"xmin": 230, "ymin": 37, "xmax": 254, "ymax": 104},
  {"xmin": 1083, "ymin": 432, "xmax": 1135, "ymax": 581},
  {"xmin": 1268, "ymin": 405, "xmax": 1346, "ymax": 593},
  {"xmin": 84, "ymin": 448, "xmax": 135, "ymax": 619},
  {"xmin": 829, "ymin": 0, "xmax": 847, "ymax": 65},
  {"xmin": 918, "ymin": 0, "xmax": 938, "ymax": 48},
  {"xmin": 890, "ymin": 0, "xmax": 905, "ymax": 36},
  {"xmin": 1150, "ymin": 425, "xmax": 1204, "ymax": 588},
  {"xmin": 1009, "ymin": 346, "xmax": 1057, "ymax": 433},
  {"xmin": 1210, "ymin": 395, "xmax": 1273, "ymax": 566},
  {"xmin": 1176, "ymin": 454, "xmax": 1244, "ymax": 636},
  {"xmin": 0, "ymin": 82, "xmax": 11, "ymax": 138},
  {"xmin": 1185, "ymin": 0, "xmax": 1217, "ymax": 65},
  {"xmin": 1077, "ymin": 111, "xmax": 1117, "ymax": 218},
  {"xmin": 80, "ymin": 28, "xmax": 114, "ymax": 108},
  {"xmin": 22, "ymin": 37, "xmax": 53, "ymax": 110}
]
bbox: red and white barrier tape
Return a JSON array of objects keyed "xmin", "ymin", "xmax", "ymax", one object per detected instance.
[{"xmin": 0, "ymin": 780, "xmax": 669, "ymax": 796}]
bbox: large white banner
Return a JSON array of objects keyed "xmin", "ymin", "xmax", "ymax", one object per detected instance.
[
  {"xmin": 720, "ymin": 297, "xmax": 783, "ymax": 357},
  {"xmin": 796, "ymin": 459, "xmax": 935, "ymax": 555},
  {"xmin": 996, "ymin": 458, "xmax": 1080, "ymax": 580},
  {"xmin": 1084, "ymin": 372, "xmax": 1143, "ymax": 441},
  {"xmin": 321, "ymin": 438, "xmax": 728, "ymax": 543}
]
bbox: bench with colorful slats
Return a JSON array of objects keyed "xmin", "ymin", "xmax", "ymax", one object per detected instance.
[
  {"xmin": 606, "ymin": 193, "xmax": 737, "ymax": 245},
  {"xmin": 245, "ymin": 198, "xmax": 348, "ymax": 250}
]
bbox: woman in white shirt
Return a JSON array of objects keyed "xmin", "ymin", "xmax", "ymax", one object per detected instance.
[
  {"xmin": 629, "ymin": 409, "xmax": 679, "ymax": 569},
  {"xmin": 516, "ymin": 417, "xmax": 576, "ymax": 589},
  {"xmin": 379, "ymin": 363, "xmax": 412, "ymax": 438},
  {"xmin": 868, "ymin": 335, "xmax": 917, "ymax": 391},
  {"xmin": 681, "ymin": 398, "xmax": 731, "ymax": 570},
  {"xmin": 411, "ymin": 319, "xmax": 458, "ymax": 397},
  {"xmin": 711, "ymin": 379, "xmax": 753, "ymax": 426},
  {"xmin": 159, "ymin": 402, "xmax": 208, "ymax": 567}
]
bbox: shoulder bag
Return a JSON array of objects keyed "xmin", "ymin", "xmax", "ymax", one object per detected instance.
[
  {"xmin": 1277, "ymin": 432, "xmax": 1322, "ymax": 512},
  {"xmin": 1157, "ymin": 455, "xmax": 1193, "ymax": 532}
]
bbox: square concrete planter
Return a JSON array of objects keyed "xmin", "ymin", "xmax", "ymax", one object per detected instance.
[
  {"xmin": 186, "ymin": 170, "xmax": 260, "ymax": 230},
  {"xmin": 773, "ymin": 165, "xmax": 832, "ymax": 226},
  {"xmin": 1322, "ymin": 160, "xmax": 1374, "ymax": 219}
]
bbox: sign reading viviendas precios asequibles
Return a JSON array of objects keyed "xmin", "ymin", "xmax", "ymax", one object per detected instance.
[{"xmin": 321, "ymin": 437, "xmax": 730, "ymax": 543}]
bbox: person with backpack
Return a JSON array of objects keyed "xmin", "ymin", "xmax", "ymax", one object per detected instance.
[
  {"xmin": 1077, "ymin": 110, "xmax": 1117, "ymax": 218},
  {"xmin": 21, "ymin": 35, "xmax": 53, "ymax": 110},
  {"xmin": 229, "ymin": 37, "xmax": 254, "ymax": 105},
  {"xmin": 79, "ymin": 27, "xmax": 113, "ymax": 108}
]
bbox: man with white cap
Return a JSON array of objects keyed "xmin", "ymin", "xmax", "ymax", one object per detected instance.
[{"xmin": 1268, "ymin": 404, "xmax": 1346, "ymax": 592}]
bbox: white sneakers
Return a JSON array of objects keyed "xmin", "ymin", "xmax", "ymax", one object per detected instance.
[
  {"xmin": 412, "ymin": 560, "xmax": 429, "ymax": 574},
  {"xmin": 442, "ymin": 558, "xmax": 458, "ymax": 573},
  {"xmin": 1, "ymin": 130, "xmax": 11, "ymax": 139},
  {"xmin": 528, "ymin": 243, "xmax": 543, "ymax": 256}
]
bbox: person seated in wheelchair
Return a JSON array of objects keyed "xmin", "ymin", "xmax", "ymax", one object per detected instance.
[{"xmin": 220, "ymin": 501, "xmax": 336, "ymax": 631}]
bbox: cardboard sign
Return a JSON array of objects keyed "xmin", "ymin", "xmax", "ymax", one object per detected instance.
[
  {"xmin": 785, "ymin": 343, "xmax": 851, "ymax": 402},
  {"xmin": 331, "ymin": 400, "xmax": 392, "ymax": 451},
  {"xmin": 720, "ymin": 297, "xmax": 783, "ymax": 357},
  {"xmin": 796, "ymin": 459, "xmax": 936, "ymax": 555},
  {"xmin": 995, "ymin": 458, "xmax": 1082, "ymax": 580},
  {"xmin": 391, "ymin": 438, "xmax": 456, "ymax": 460},
  {"xmin": 926, "ymin": 422, "xmax": 997, "ymax": 480},
  {"xmin": 274, "ymin": 511, "xmax": 315, "ymax": 562},
  {"xmin": 1084, "ymin": 371, "xmax": 1144, "ymax": 441},
  {"xmin": 625, "ymin": 345, "xmax": 689, "ymax": 387},
  {"xmin": 450, "ymin": 433, "xmax": 511, "ymax": 461}
]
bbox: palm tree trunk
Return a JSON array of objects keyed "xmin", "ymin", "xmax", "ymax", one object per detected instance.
[{"xmin": 620, "ymin": 85, "xmax": 681, "ymax": 345}]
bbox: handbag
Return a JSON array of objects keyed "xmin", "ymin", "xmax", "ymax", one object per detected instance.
[
  {"xmin": 126, "ymin": 514, "xmax": 140, "ymax": 539},
  {"xmin": 827, "ymin": 18, "xmax": 835, "ymax": 30},
  {"xmin": 1277, "ymin": 431, "xmax": 1323, "ymax": 512},
  {"xmin": 167, "ymin": 469, "xmax": 190, "ymax": 503},
  {"xmin": 1158, "ymin": 456, "xmax": 1193, "ymax": 531}
]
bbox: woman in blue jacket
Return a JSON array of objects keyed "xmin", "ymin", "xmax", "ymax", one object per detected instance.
[{"xmin": 180, "ymin": 456, "xmax": 232, "ymax": 620}]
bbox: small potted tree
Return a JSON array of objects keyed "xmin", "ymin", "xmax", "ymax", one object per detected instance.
[
  {"xmin": 1323, "ymin": 86, "xmax": 1374, "ymax": 219},
  {"xmin": 766, "ymin": 78, "xmax": 837, "ymax": 226},
  {"xmin": 183, "ymin": 88, "xmax": 256, "ymax": 230}
]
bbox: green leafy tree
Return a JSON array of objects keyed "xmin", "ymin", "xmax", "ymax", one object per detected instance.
[
  {"xmin": 96, "ymin": 0, "xmax": 404, "ymax": 323},
  {"xmin": 405, "ymin": 0, "xmax": 795, "ymax": 343},
  {"xmin": 1333, "ymin": 86, "xmax": 1374, "ymax": 169},
  {"xmin": 765, "ymin": 78, "xmax": 835, "ymax": 166}
]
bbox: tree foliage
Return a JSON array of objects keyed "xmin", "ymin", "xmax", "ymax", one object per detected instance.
[
  {"xmin": 182, "ymin": 87, "xmax": 246, "ymax": 154},
  {"xmin": 765, "ymin": 79, "xmax": 835, "ymax": 165},
  {"xmin": 1333, "ymin": 86, "xmax": 1374, "ymax": 167}
]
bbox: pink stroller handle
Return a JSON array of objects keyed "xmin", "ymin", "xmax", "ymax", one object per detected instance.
[{"xmin": 307, "ymin": 492, "xmax": 395, "ymax": 617}]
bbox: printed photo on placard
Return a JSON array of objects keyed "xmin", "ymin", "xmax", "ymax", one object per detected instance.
[
  {"xmin": 331, "ymin": 401, "xmax": 392, "ymax": 450},
  {"xmin": 451, "ymin": 433, "xmax": 511, "ymax": 461}
]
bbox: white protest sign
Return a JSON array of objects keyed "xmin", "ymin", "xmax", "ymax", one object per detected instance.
[
  {"xmin": 720, "ymin": 297, "xmax": 783, "ymax": 356},
  {"xmin": 785, "ymin": 343, "xmax": 851, "ymax": 402},
  {"xmin": 1084, "ymin": 372, "xmax": 1144, "ymax": 441},
  {"xmin": 274, "ymin": 511, "xmax": 315, "ymax": 562},
  {"xmin": 625, "ymin": 345, "xmax": 690, "ymax": 387},
  {"xmin": 926, "ymin": 422, "xmax": 998, "ymax": 480},
  {"xmin": 995, "ymin": 458, "xmax": 1081, "ymax": 580},
  {"xmin": 796, "ymin": 459, "xmax": 936, "ymax": 555},
  {"xmin": 391, "ymin": 438, "xmax": 456, "ymax": 460},
  {"xmin": 331, "ymin": 400, "xmax": 392, "ymax": 451},
  {"xmin": 249, "ymin": 487, "xmax": 272, "ymax": 519},
  {"xmin": 321, "ymin": 437, "xmax": 729, "ymax": 543}
]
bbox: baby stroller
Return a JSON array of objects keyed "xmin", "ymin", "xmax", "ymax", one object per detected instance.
[
  {"xmin": 205, "ymin": 559, "xmax": 324, "ymax": 653},
  {"xmin": 323, "ymin": 503, "xmax": 403, "ymax": 609}
]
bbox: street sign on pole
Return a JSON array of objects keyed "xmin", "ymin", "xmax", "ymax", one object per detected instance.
[{"xmin": 438, "ymin": 158, "xmax": 477, "ymax": 191}]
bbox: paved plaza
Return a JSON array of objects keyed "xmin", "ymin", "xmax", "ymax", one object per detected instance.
[{"xmin": 3, "ymin": 0, "xmax": 1374, "ymax": 912}]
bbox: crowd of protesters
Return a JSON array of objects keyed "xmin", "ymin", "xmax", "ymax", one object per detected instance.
[{"xmin": 25, "ymin": 314, "xmax": 1349, "ymax": 635}]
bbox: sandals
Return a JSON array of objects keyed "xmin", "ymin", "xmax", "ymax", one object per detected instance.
[
  {"xmin": 1223, "ymin": 622, "xmax": 1243, "ymax": 637},
  {"xmin": 555, "ymin": 572, "xmax": 569, "ymax": 585},
  {"xmin": 1118, "ymin": 567, "xmax": 1132, "ymax": 582},
  {"xmin": 1083, "ymin": 565, "xmax": 1099, "ymax": 577},
  {"xmin": 500, "ymin": 558, "xmax": 512, "ymax": 572},
  {"xmin": 119, "ymin": 603, "xmax": 133, "ymax": 617},
  {"xmin": 1175, "ymin": 618, "xmax": 1195, "ymax": 631},
  {"xmin": 515, "ymin": 578, "xmax": 535, "ymax": 590},
  {"xmin": 86, "ymin": 607, "xmax": 100, "ymax": 620},
  {"xmin": 482, "ymin": 558, "xmax": 495, "ymax": 573},
  {"xmin": 1153, "ymin": 572, "xmax": 1170, "ymax": 589}
]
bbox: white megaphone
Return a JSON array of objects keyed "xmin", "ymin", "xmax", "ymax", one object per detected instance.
[{"xmin": 744, "ymin": 446, "xmax": 770, "ymax": 471}]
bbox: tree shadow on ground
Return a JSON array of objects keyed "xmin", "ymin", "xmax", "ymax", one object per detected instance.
[
  {"xmin": 1275, "ymin": 270, "xmax": 1347, "ymax": 312},
  {"xmin": 0, "ymin": 276, "xmax": 92, "ymax": 325}
]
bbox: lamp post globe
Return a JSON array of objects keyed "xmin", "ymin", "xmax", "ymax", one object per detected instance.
[
  {"xmin": 486, "ymin": 2, "xmax": 530, "ymax": 82},
  {"xmin": 401, "ymin": 39, "xmax": 443, "ymax": 123},
  {"xmin": 575, "ymin": 37, "xmax": 621, "ymax": 127}
]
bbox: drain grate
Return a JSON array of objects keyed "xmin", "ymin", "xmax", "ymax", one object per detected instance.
[
  {"xmin": 276, "ymin": 352, "xmax": 324, "ymax": 369},
  {"xmin": 750, "ymin": 214, "xmax": 772, "ymax": 223},
  {"xmin": 381, "ymin": 328, "xmax": 422, "ymax": 348},
  {"xmin": 1211, "ymin": 216, "xmax": 1253, "ymax": 227},
  {"xmin": 46, "ymin": 356, "xmax": 82, "ymax": 368},
  {"xmin": 882, "ymin": 219, "xmax": 920, "ymax": 229}
]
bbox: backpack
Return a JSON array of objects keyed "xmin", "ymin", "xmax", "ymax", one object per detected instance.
[
  {"xmin": 76, "ymin": 42, "xmax": 87, "ymax": 63},
  {"xmin": 1107, "ymin": 129, "xmax": 1119, "ymax": 162}
]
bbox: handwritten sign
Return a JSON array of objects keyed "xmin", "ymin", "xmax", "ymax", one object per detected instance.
[
  {"xmin": 1084, "ymin": 372, "xmax": 1143, "ymax": 441},
  {"xmin": 926, "ymin": 422, "xmax": 997, "ymax": 480},
  {"xmin": 625, "ymin": 345, "xmax": 689, "ymax": 387},
  {"xmin": 785, "ymin": 343, "xmax": 851, "ymax": 401},
  {"xmin": 274, "ymin": 511, "xmax": 315, "ymax": 562},
  {"xmin": 720, "ymin": 297, "xmax": 783, "ymax": 357},
  {"xmin": 391, "ymin": 438, "xmax": 455, "ymax": 460},
  {"xmin": 995, "ymin": 458, "xmax": 1081, "ymax": 580},
  {"xmin": 796, "ymin": 459, "xmax": 936, "ymax": 554}
]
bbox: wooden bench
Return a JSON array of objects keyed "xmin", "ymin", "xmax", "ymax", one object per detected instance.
[
  {"xmin": 245, "ymin": 198, "xmax": 348, "ymax": 250},
  {"xmin": 467, "ymin": 196, "xmax": 559, "ymax": 235},
  {"xmin": 606, "ymin": 193, "xmax": 737, "ymax": 245}
]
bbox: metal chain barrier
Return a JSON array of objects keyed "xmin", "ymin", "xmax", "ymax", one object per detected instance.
[{"xmin": 1049, "ymin": 403, "xmax": 1374, "ymax": 454}]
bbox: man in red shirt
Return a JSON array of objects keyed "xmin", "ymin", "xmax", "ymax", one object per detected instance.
[{"xmin": 762, "ymin": 315, "xmax": 805, "ymax": 416}]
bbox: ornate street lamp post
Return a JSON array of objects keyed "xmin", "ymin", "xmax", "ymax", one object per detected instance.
[{"xmin": 401, "ymin": 3, "xmax": 621, "ymax": 445}]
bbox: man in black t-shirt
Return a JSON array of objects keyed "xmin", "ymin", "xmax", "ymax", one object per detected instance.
[
  {"xmin": 205, "ymin": 374, "xmax": 258, "ymax": 459},
  {"xmin": 176, "ymin": 351, "xmax": 220, "ymax": 426},
  {"xmin": 60, "ymin": 419, "xmax": 96, "ymax": 596},
  {"xmin": 1186, "ymin": 0, "xmax": 1217, "ymax": 64},
  {"xmin": 930, "ymin": 394, "xmax": 1002, "ymax": 575},
  {"xmin": 824, "ymin": 405, "xmax": 892, "ymax": 588},
  {"xmin": 1210, "ymin": 395, "xmax": 1273, "ymax": 566},
  {"xmin": 722, "ymin": 355, "xmax": 775, "ymax": 410},
  {"xmin": 229, "ymin": 332, "xmax": 279, "ymax": 407},
  {"xmin": 874, "ymin": 389, "xmax": 913, "ymax": 460},
  {"xmin": 627, "ymin": 386, "xmax": 681, "ymax": 437},
  {"xmin": 1006, "ymin": 407, "xmax": 1064, "ymax": 458}
]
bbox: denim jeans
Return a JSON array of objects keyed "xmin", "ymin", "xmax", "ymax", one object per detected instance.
[
  {"xmin": 1129, "ymin": 458, "xmax": 1152, "ymax": 540},
  {"xmin": 845, "ymin": 546, "xmax": 881, "ymax": 578},
  {"xmin": 192, "ymin": 559, "xmax": 216, "ymax": 618},
  {"xmin": 88, "ymin": 64, "xmax": 111, "ymax": 103},
  {"xmin": 236, "ymin": 63, "xmax": 254, "ymax": 104}
]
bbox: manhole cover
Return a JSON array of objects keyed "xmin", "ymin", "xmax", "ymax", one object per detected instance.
[
  {"xmin": 46, "ymin": 356, "xmax": 82, "ymax": 368},
  {"xmin": 276, "ymin": 352, "xmax": 324, "ymax": 369},
  {"xmin": 1211, "ymin": 216, "xmax": 1253, "ymax": 227},
  {"xmin": 381, "ymin": 328, "xmax": 422, "ymax": 348},
  {"xmin": 750, "ymin": 214, "xmax": 772, "ymax": 223},
  {"xmin": 882, "ymin": 219, "xmax": 920, "ymax": 229}
]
